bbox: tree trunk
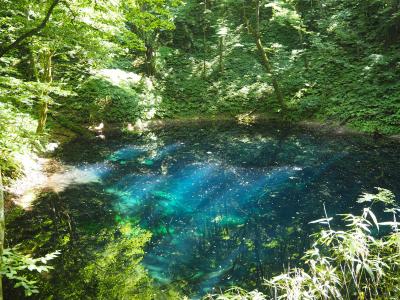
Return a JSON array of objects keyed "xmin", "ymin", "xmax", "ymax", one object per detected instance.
[
  {"xmin": 219, "ymin": 36, "xmax": 224, "ymax": 74},
  {"xmin": 255, "ymin": 38, "xmax": 285, "ymax": 109},
  {"xmin": 242, "ymin": 1, "xmax": 250, "ymax": 34},
  {"xmin": 202, "ymin": 29, "xmax": 207, "ymax": 77},
  {"xmin": 145, "ymin": 44, "xmax": 156, "ymax": 76},
  {"xmin": 29, "ymin": 48, "xmax": 39, "ymax": 82},
  {"xmin": 255, "ymin": 0, "xmax": 260, "ymax": 36},
  {"xmin": 36, "ymin": 50, "xmax": 52, "ymax": 134},
  {"xmin": 298, "ymin": 29, "xmax": 309, "ymax": 71},
  {"xmin": 202, "ymin": 0, "xmax": 207, "ymax": 77},
  {"xmin": 0, "ymin": 169, "xmax": 4, "ymax": 300},
  {"xmin": 243, "ymin": 0, "xmax": 285, "ymax": 111},
  {"xmin": 36, "ymin": 101, "xmax": 49, "ymax": 134}
]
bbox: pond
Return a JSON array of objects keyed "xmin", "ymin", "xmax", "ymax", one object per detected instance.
[{"xmin": 5, "ymin": 121, "xmax": 400, "ymax": 299}]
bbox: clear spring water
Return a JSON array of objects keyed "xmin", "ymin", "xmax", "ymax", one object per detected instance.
[{"xmin": 6, "ymin": 121, "xmax": 400, "ymax": 298}]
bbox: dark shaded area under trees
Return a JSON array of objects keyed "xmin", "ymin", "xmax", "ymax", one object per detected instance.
[{"xmin": 1, "ymin": 0, "xmax": 400, "ymax": 299}]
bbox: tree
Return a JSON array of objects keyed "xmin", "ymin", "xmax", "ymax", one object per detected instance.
[
  {"xmin": 202, "ymin": 0, "xmax": 211, "ymax": 77},
  {"xmin": 35, "ymin": 48, "xmax": 53, "ymax": 133},
  {"xmin": 243, "ymin": 0, "xmax": 285, "ymax": 111},
  {"xmin": 0, "ymin": 0, "xmax": 60, "ymax": 58},
  {"xmin": 123, "ymin": 0, "xmax": 180, "ymax": 76},
  {"xmin": 1, "ymin": 0, "xmax": 128, "ymax": 133}
]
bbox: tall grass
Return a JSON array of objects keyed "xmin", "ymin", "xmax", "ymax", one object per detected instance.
[{"xmin": 209, "ymin": 188, "xmax": 400, "ymax": 300}]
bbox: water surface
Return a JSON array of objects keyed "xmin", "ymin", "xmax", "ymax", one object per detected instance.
[{"xmin": 6, "ymin": 121, "xmax": 400, "ymax": 299}]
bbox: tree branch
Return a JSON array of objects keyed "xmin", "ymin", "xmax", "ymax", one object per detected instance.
[{"xmin": 0, "ymin": 0, "xmax": 61, "ymax": 58}]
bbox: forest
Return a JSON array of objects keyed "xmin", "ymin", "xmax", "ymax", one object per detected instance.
[{"xmin": 1, "ymin": 0, "xmax": 400, "ymax": 299}]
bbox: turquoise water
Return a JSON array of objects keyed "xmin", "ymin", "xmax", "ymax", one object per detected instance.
[{"xmin": 6, "ymin": 122, "xmax": 400, "ymax": 298}]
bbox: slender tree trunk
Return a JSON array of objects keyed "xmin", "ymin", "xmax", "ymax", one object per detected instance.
[
  {"xmin": 242, "ymin": 1, "xmax": 250, "ymax": 34},
  {"xmin": 0, "ymin": 0, "xmax": 60, "ymax": 58},
  {"xmin": 218, "ymin": 0, "xmax": 226, "ymax": 75},
  {"xmin": 145, "ymin": 43, "xmax": 156, "ymax": 76},
  {"xmin": 203, "ymin": 29, "xmax": 207, "ymax": 76},
  {"xmin": 37, "ymin": 101, "xmax": 49, "ymax": 134},
  {"xmin": 36, "ymin": 50, "xmax": 52, "ymax": 134},
  {"xmin": 254, "ymin": 38, "xmax": 285, "ymax": 109},
  {"xmin": 202, "ymin": 0, "xmax": 207, "ymax": 77},
  {"xmin": 219, "ymin": 36, "xmax": 224, "ymax": 74},
  {"xmin": 256, "ymin": 0, "xmax": 260, "ymax": 36},
  {"xmin": 244, "ymin": 0, "xmax": 285, "ymax": 111},
  {"xmin": 29, "ymin": 48, "xmax": 39, "ymax": 82},
  {"xmin": 298, "ymin": 30, "xmax": 309, "ymax": 70},
  {"xmin": 0, "ymin": 169, "xmax": 4, "ymax": 300}
]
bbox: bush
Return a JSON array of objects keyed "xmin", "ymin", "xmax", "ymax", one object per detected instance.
[{"xmin": 73, "ymin": 76, "xmax": 140, "ymax": 124}]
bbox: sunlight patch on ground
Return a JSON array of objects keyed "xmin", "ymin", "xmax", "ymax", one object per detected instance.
[
  {"xmin": 96, "ymin": 69, "xmax": 142, "ymax": 86},
  {"xmin": 8, "ymin": 152, "xmax": 48, "ymax": 209}
]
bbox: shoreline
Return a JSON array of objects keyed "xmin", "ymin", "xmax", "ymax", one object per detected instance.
[
  {"xmin": 91, "ymin": 114, "xmax": 400, "ymax": 141},
  {"xmin": 6, "ymin": 116, "xmax": 399, "ymax": 210}
]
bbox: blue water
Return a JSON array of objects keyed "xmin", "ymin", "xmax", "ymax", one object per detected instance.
[{"xmin": 6, "ymin": 121, "xmax": 400, "ymax": 298}]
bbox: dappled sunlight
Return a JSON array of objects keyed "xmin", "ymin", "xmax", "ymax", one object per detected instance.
[
  {"xmin": 8, "ymin": 152, "xmax": 48, "ymax": 209},
  {"xmin": 7, "ymin": 122, "xmax": 400, "ymax": 298},
  {"xmin": 87, "ymin": 69, "xmax": 163, "ymax": 123},
  {"xmin": 100, "ymin": 138, "xmax": 307, "ymax": 293},
  {"xmin": 44, "ymin": 164, "xmax": 111, "ymax": 193},
  {"xmin": 10, "ymin": 159, "xmax": 112, "ymax": 208},
  {"xmin": 96, "ymin": 69, "xmax": 142, "ymax": 86},
  {"xmin": 3, "ymin": 0, "xmax": 400, "ymax": 298},
  {"xmin": 7, "ymin": 153, "xmax": 112, "ymax": 207},
  {"xmin": 235, "ymin": 113, "xmax": 257, "ymax": 125}
]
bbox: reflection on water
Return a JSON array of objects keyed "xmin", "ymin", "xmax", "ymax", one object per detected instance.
[
  {"xmin": 6, "ymin": 121, "xmax": 400, "ymax": 298},
  {"xmin": 45, "ymin": 164, "xmax": 111, "ymax": 193}
]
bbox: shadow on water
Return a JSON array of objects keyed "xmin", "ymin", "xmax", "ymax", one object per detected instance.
[
  {"xmin": 5, "ymin": 182, "xmax": 115, "ymax": 299},
  {"xmin": 5, "ymin": 121, "xmax": 400, "ymax": 298}
]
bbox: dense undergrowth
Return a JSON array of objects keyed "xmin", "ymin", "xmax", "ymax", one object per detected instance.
[
  {"xmin": 155, "ymin": 0, "xmax": 400, "ymax": 134},
  {"xmin": 1, "ymin": 0, "xmax": 400, "ymax": 298},
  {"xmin": 1, "ymin": 0, "xmax": 400, "ymax": 181}
]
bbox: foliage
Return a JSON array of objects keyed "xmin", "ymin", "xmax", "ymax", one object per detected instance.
[
  {"xmin": 0, "ymin": 0, "xmax": 173, "ymax": 180},
  {"xmin": 0, "ymin": 76, "xmax": 40, "ymax": 180},
  {"xmin": 212, "ymin": 188, "xmax": 400, "ymax": 300},
  {"xmin": 205, "ymin": 287, "xmax": 266, "ymax": 300},
  {"xmin": 1, "ymin": 0, "xmax": 400, "ymax": 297},
  {"xmin": 1, "ymin": 0, "xmax": 400, "ymax": 184},
  {"xmin": 157, "ymin": 0, "xmax": 400, "ymax": 133},
  {"xmin": 73, "ymin": 75, "xmax": 140, "ymax": 123},
  {"xmin": 122, "ymin": 0, "xmax": 182, "ymax": 75},
  {"xmin": 70, "ymin": 69, "xmax": 164, "ymax": 123},
  {"xmin": 1, "ymin": 247, "xmax": 60, "ymax": 297}
]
